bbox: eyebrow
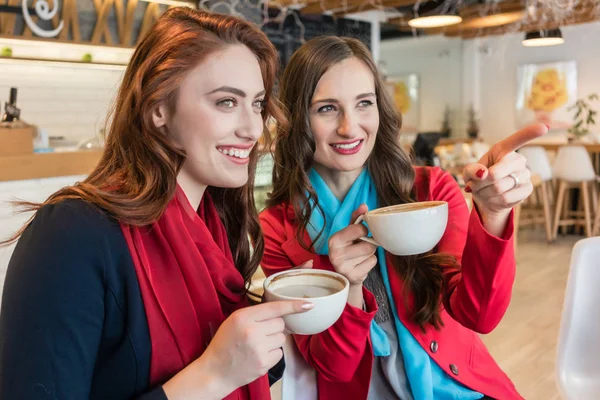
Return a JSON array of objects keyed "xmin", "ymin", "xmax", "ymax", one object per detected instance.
[
  {"xmin": 311, "ymin": 92, "xmax": 376, "ymax": 106},
  {"xmin": 207, "ymin": 86, "xmax": 266, "ymax": 98}
]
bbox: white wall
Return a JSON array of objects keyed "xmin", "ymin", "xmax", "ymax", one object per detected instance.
[
  {"xmin": 380, "ymin": 21, "xmax": 600, "ymax": 144},
  {"xmin": 0, "ymin": 39, "xmax": 131, "ymax": 143},
  {"xmin": 380, "ymin": 35, "xmax": 464, "ymax": 135},
  {"xmin": 477, "ymin": 21, "xmax": 600, "ymax": 144}
]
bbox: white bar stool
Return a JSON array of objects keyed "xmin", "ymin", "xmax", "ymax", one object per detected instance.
[
  {"xmin": 552, "ymin": 146, "xmax": 597, "ymax": 239},
  {"xmin": 518, "ymin": 146, "xmax": 555, "ymax": 242}
]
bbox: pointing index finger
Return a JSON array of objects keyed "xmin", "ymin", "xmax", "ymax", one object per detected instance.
[{"xmin": 492, "ymin": 123, "xmax": 548, "ymax": 160}]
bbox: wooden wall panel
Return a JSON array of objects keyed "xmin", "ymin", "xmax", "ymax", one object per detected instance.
[{"xmin": 0, "ymin": 0, "xmax": 167, "ymax": 47}]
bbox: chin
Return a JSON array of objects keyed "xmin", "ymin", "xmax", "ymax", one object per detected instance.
[
  {"xmin": 330, "ymin": 155, "xmax": 369, "ymax": 172},
  {"xmin": 210, "ymin": 175, "xmax": 249, "ymax": 189}
]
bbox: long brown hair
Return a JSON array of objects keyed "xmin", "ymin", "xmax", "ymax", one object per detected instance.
[
  {"xmin": 267, "ymin": 36, "xmax": 457, "ymax": 329},
  {"xmin": 3, "ymin": 8, "xmax": 284, "ymax": 285}
]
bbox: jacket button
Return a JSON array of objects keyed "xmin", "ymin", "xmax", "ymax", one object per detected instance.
[
  {"xmin": 430, "ymin": 340, "xmax": 438, "ymax": 353},
  {"xmin": 450, "ymin": 364, "xmax": 459, "ymax": 375}
]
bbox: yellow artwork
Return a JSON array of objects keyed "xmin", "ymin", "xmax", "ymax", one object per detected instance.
[
  {"xmin": 385, "ymin": 73, "xmax": 420, "ymax": 133},
  {"xmin": 526, "ymin": 68, "xmax": 569, "ymax": 112},
  {"xmin": 394, "ymin": 81, "xmax": 412, "ymax": 114},
  {"xmin": 516, "ymin": 61, "xmax": 577, "ymax": 130}
]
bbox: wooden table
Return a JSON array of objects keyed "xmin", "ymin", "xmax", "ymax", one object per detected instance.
[
  {"xmin": 0, "ymin": 150, "xmax": 103, "ymax": 182},
  {"xmin": 524, "ymin": 142, "xmax": 600, "ymax": 153}
]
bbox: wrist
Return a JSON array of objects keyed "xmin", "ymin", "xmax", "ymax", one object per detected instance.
[
  {"xmin": 163, "ymin": 354, "xmax": 232, "ymax": 400},
  {"xmin": 476, "ymin": 204, "xmax": 512, "ymax": 237},
  {"xmin": 348, "ymin": 284, "xmax": 364, "ymax": 309}
]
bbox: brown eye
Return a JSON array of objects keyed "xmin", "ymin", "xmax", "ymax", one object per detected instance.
[{"xmin": 317, "ymin": 105, "xmax": 336, "ymax": 113}]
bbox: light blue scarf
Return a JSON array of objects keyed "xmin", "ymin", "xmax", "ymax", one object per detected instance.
[
  {"xmin": 306, "ymin": 167, "xmax": 483, "ymax": 400},
  {"xmin": 306, "ymin": 168, "xmax": 391, "ymax": 356}
]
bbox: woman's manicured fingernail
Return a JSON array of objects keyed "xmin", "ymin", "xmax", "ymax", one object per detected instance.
[
  {"xmin": 464, "ymin": 186, "xmax": 472, "ymax": 193},
  {"xmin": 301, "ymin": 302, "xmax": 315, "ymax": 310},
  {"xmin": 476, "ymin": 168, "xmax": 486, "ymax": 178}
]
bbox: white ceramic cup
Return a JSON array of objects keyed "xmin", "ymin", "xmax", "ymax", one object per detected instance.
[
  {"xmin": 354, "ymin": 201, "xmax": 448, "ymax": 256},
  {"xmin": 263, "ymin": 269, "xmax": 349, "ymax": 335}
]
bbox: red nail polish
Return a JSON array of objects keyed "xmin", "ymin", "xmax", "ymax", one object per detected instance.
[
  {"xmin": 476, "ymin": 168, "xmax": 485, "ymax": 178},
  {"xmin": 464, "ymin": 186, "xmax": 472, "ymax": 193}
]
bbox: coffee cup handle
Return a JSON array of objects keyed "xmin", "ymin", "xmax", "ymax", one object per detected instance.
[{"xmin": 353, "ymin": 215, "xmax": 379, "ymax": 246}]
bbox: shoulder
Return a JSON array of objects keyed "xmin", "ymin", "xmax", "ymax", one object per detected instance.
[
  {"xmin": 413, "ymin": 166, "xmax": 457, "ymax": 190},
  {"xmin": 31, "ymin": 198, "xmax": 119, "ymax": 234},
  {"xmin": 413, "ymin": 166, "xmax": 462, "ymax": 202},
  {"xmin": 12, "ymin": 199, "xmax": 129, "ymax": 282},
  {"xmin": 259, "ymin": 203, "xmax": 292, "ymax": 241},
  {"xmin": 27, "ymin": 198, "xmax": 125, "ymax": 252},
  {"xmin": 259, "ymin": 202, "xmax": 291, "ymax": 226}
]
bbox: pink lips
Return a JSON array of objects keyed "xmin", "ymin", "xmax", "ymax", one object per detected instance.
[
  {"xmin": 217, "ymin": 144, "xmax": 254, "ymax": 165},
  {"xmin": 330, "ymin": 139, "xmax": 363, "ymax": 155}
]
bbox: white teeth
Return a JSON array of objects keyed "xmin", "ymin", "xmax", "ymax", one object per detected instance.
[
  {"xmin": 332, "ymin": 140, "xmax": 361, "ymax": 149},
  {"xmin": 218, "ymin": 148, "xmax": 250, "ymax": 159}
]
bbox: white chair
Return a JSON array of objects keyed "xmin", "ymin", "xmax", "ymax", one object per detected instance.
[
  {"xmin": 552, "ymin": 146, "xmax": 597, "ymax": 239},
  {"xmin": 518, "ymin": 146, "xmax": 555, "ymax": 242},
  {"xmin": 556, "ymin": 237, "xmax": 600, "ymax": 399}
]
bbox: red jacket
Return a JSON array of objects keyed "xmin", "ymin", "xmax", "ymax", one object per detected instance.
[{"xmin": 259, "ymin": 167, "xmax": 523, "ymax": 400}]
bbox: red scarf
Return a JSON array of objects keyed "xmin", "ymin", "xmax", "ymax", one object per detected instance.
[{"xmin": 121, "ymin": 186, "xmax": 270, "ymax": 399}]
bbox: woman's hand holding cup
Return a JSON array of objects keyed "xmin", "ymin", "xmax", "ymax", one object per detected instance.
[
  {"xmin": 328, "ymin": 204, "xmax": 378, "ymax": 308},
  {"xmin": 163, "ymin": 300, "xmax": 313, "ymax": 399}
]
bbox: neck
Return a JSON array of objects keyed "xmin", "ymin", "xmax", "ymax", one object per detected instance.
[
  {"xmin": 313, "ymin": 164, "xmax": 364, "ymax": 202},
  {"xmin": 176, "ymin": 170, "xmax": 207, "ymax": 211}
]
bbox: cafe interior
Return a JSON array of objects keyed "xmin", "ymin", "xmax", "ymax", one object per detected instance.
[{"xmin": 1, "ymin": 0, "xmax": 600, "ymax": 399}]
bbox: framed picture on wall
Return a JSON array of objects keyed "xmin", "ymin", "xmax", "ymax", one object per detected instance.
[
  {"xmin": 385, "ymin": 73, "xmax": 420, "ymax": 133},
  {"xmin": 515, "ymin": 61, "xmax": 577, "ymax": 130}
]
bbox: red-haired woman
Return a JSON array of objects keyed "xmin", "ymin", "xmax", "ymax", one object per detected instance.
[{"xmin": 0, "ymin": 8, "xmax": 311, "ymax": 400}]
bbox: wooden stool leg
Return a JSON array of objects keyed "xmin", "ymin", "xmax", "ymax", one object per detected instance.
[
  {"xmin": 561, "ymin": 183, "xmax": 571, "ymax": 235},
  {"xmin": 553, "ymin": 180, "xmax": 568, "ymax": 240},
  {"xmin": 582, "ymin": 181, "xmax": 593, "ymax": 237},
  {"xmin": 541, "ymin": 181, "xmax": 553, "ymax": 242},
  {"xmin": 594, "ymin": 188, "xmax": 600, "ymax": 236},
  {"xmin": 592, "ymin": 181, "xmax": 599, "ymax": 213}
]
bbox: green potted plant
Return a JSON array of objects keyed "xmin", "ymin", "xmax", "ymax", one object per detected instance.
[
  {"xmin": 467, "ymin": 104, "xmax": 479, "ymax": 139},
  {"xmin": 568, "ymin": 93, "xmax": 598, "ymax": 141},
  {"xmin": 0, "ymin": 47, "xmax": 13, "ymax": 57}
]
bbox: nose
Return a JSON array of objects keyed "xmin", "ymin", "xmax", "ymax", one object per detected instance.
[
  {"xmin": 237, "ymin": 104, "xmax": 264, "ymax": 142},
  {"xmin": 337, "ymin": 110, "xmax": 359, "ymax": 138}
]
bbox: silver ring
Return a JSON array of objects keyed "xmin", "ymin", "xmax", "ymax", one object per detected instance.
[{"xmin": 509, "ymin": 173, "xmax": 519, "ymax": 188}]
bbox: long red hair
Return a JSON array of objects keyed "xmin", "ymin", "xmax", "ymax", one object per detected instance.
[{"xmin": 3, "ymin": 8, "xmax": 284, "ymax": 284}]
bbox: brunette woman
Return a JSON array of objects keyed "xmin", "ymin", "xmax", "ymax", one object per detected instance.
[
  {"xmin": 260, "ymin": 36, "xmax": 546, "ymax": 400},
  {"xmin": 0, "ymin": 8, "xmax": 312, "ymax": 400}
]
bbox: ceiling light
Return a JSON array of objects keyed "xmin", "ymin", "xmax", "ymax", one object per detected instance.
[
  {"xmin": 408, "ymin": 15, "xmax": 462, "ymax": 28},
  {"xmin": 408, "ymin": 1, "xmax": 462, "ymax": 28},
  {"xmin": 522, "ymin": 28, "xmax": 565, "ymax": 47}
]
